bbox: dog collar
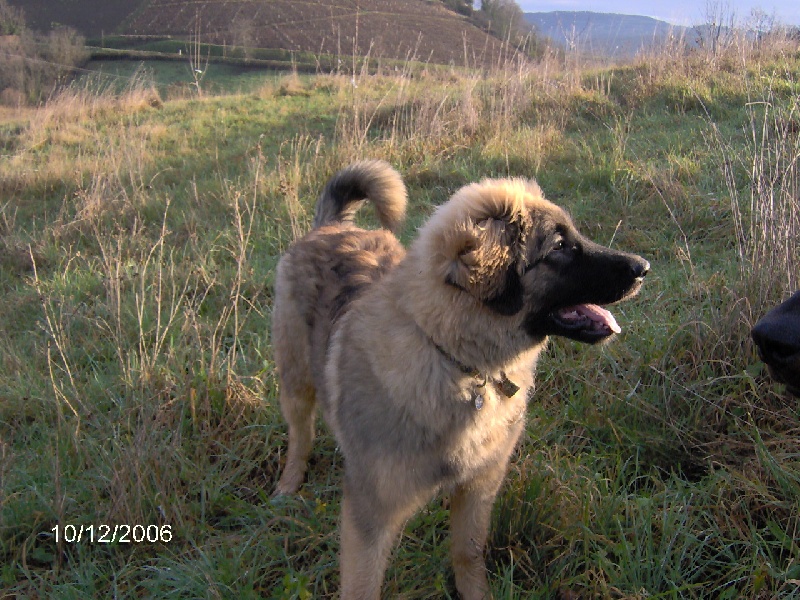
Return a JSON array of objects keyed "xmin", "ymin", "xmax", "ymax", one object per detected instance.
[{"xmin": 431, "ymin": 342, "xmax": 520, "ymax": 410}]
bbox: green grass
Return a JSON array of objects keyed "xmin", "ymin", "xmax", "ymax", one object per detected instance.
[
  {"xmin": 1, "ymin": 36, "xmax": 799, "ymax": 598},
  {"xmin": 82, "ymin": 59, "xmax": 293, "ymax": 99}
]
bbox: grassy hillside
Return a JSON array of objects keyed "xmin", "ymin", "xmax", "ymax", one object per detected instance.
[{"xmin": 1, "ymin": 28, "xmax": 799, "ymax": 598}]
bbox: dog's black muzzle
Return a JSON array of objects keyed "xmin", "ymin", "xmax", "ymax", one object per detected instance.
[
  {"xmin": 525, "ymin": 239, "xmax": 649, "ymax": 344},
  {"xmin": 752, "ymin": 291, "xmax": 800, "ymax": 396}
]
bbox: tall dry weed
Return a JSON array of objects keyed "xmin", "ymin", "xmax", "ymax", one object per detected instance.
[
  {"xmin": 332, "ymin": 54, "xmax": 550, "ymax": 170},
  {"xmin": 31, "ymin": 68, "xmax": 161, "ymax": 139},
  {"xmin": 273, "ymin": 135, "xmax": 326, "ymax": 241},
  {"xmin": 0, "ymin": 68, "xmax": 166, "ymax": 214},
  {"xmin": 636, "ymin": 11, "xmax": 800, "ymax": 87},
  {"xmin": 714, "ymin": 75, "xmax": 800, "ymax": 307}
]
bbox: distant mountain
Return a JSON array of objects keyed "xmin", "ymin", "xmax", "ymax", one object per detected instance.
[{"xmin": 525, "ymin": 11, "xmax": 692, "ymax": 58}]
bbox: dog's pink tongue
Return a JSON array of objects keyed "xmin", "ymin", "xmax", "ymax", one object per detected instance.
[
  {"xmin": 561, "ymin": 304, "xmax": 621, "ymax": 333},
  {"xmin": 586, "ymin": 304, "xmax": 621, "ymax": 333}
]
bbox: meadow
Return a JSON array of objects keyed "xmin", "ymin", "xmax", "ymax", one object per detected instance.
[{"xmin": 0, "ymin": 31, "xmax": 799, "ymax": 598}]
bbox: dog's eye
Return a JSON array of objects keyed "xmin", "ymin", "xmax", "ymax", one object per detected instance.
[{"xmin": 544, "ymin": 238, "xmax": 575, "ymax": 264}]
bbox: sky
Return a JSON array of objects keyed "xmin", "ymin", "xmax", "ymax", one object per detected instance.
[{"xmin": 516, "ymin": 1, "xmax": 800, "ymax": 27}]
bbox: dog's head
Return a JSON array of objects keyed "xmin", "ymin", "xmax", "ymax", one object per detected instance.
[
  {"xmin": 752, "ymin": 291, "xmax": 800, "ymax": 396},
  {"xmin": 424, "ymin": 177, "xmax": 649, "ymax": 345}
]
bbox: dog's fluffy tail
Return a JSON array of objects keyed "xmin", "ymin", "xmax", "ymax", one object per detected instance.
[{"xmin": 312, "ymin": 160, "xmax": 407, "ymax": 232}]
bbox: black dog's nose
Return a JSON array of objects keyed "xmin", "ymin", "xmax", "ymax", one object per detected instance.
[
  {"xmin": 753, "ymin": 335, "xmax": 796, "ymax": 365},
  {"xmin": 632, "ymin": 259, "xmax": 650, "ymax": 279},
  {"xmin": 752, "ymin": 318, "xmax": 800, "ymax": 364}
]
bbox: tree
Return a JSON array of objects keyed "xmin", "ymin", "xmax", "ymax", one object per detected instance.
[
  {"xmin": 0, "ymin": 0, "xmax": 25, "ymax": 35},
  {"xmin": 697, "ymin": 0, "xmax": 736, "ymax": 56},
  {"xmin": 480, "ymin": 0, "xmax": 525, "ymax": 41},
  {"xmin": 441, "ymin": 0, "xmax": 473, "ymax": 17}
]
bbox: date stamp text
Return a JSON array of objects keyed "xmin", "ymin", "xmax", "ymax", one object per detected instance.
[{"xmin": 50, "ymin": 524, "xmax": 172, "ymax": 544}]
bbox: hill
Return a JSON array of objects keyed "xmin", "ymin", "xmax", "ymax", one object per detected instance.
[
  {"xmin": 124, "ymin": 0, "xmax": 519, "ymax": 67},
  {"xmin": 7, "ymin": 0, "xmax": 520, "ymax": 67},
  {"xmin": 5, "ymin": 0, "xmax": 135, "ymax": 37},
  {"xmin": 525, "ymin": 11, "xmax": 689, "ymax": 58}
]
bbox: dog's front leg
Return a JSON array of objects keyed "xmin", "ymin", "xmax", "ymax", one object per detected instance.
[
  {"xmin": 339, "ymin": 487, "xmax": 410, "ymax": 600},
  {"xmin": 450, "ymin": 467, "xmax": 508, "ymax": 600}
]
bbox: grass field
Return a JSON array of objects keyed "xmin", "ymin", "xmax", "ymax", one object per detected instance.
[
  {"xmin": 1, "ymin": 30, "xmax": 799, "ymax": 599},
  {"xmin": 82, "ymin": 59, "xmax": 295, "ymax": 99}
]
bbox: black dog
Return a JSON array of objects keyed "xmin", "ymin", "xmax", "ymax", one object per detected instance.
[{"xmin": 752, "ymin": 291, "xmax": 800, "ymax": 396}]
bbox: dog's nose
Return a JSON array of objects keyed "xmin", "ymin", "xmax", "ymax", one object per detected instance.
[
  {"xmin": 631, "ymin": 259, "xmax": 650, "ymax": 279},
  {"xmin": 752, "ymin": 321, "xmax": 800, "ymax": 364}
]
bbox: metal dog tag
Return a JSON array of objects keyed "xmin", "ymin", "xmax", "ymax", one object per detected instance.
[
  {"xmin": 497, "ymin": 373, "xmax": 520, "ymax": 398},
  {"xmin": 472, "ymin": 376, "xmax": 489, "ymax": 411}
]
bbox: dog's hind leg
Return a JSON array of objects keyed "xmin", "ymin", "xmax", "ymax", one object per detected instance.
[
  {"xmin": 272, "ymin": 289, "xmax": 317, "ymax": 496},
  {"xmin": 274, "ymin": 382, "xmax": 316, "ymax": 495},
  {"xmin": 272, "ymin": 255, "xmax": 317, "ymax": 495}
]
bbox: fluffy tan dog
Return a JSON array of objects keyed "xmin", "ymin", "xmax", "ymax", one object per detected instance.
[{"xmin": 272, "ymin": 160, "xmax": 649, "ymax": 599}]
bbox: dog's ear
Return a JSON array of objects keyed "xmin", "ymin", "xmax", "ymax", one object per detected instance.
[{"xmin": 445, "ymin": 214, "xmax": 527, "ymax": 315}]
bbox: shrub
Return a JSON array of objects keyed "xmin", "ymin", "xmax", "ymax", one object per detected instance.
[{"xmin": 0, "ymin": 3, "xmax": 88, "ymax": 105}]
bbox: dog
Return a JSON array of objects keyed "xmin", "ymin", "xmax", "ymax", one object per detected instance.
[
  {"xmin": 752, "ymin": 291, "xmax": 800, "ymax": 396},
  {"xmin": 271, "ymin": 160, "xmax": 649, "ymax": 599}
]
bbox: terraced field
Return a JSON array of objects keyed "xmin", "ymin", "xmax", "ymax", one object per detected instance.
[
  {"xmin": 122, "ymin": 0, "xmax": 516, "ymax": 66},
  {"xmin": 6, "ymin": 0, "xmax": 135, "ymax": 36},
  {"xmin": 7, "ymin": 0, "xmax": 518, "ymax": 67}
]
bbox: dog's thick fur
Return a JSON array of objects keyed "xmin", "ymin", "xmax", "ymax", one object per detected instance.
[
  {"xmin": 752, "ymin": 291, "xmax": 800, "ymax": 396},
  {"xmin": 272, "ymin": 160, "xmax": 649, "ymax": 599}
]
